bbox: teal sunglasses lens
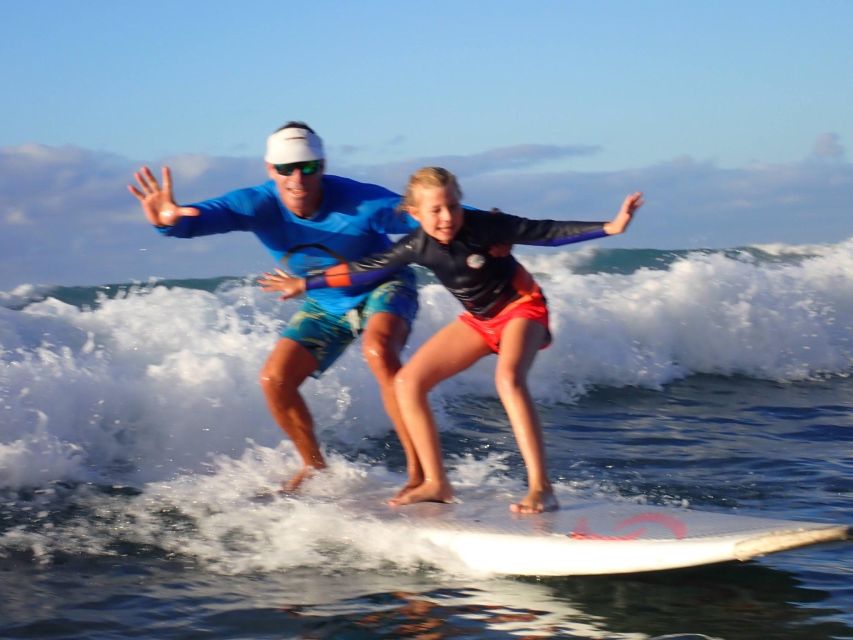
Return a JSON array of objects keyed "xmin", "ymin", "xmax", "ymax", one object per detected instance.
[{"xmin": 274, "ymin": 160, "xmax": 322, "ymax": 176}]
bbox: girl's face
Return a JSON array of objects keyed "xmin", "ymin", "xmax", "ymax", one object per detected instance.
[{"xmin": 407, "ymin": 185, "xmax": 464, "ymax": 245}]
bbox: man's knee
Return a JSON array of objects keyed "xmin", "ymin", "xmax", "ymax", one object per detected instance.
[
  {"xmin": 362, "ymin": 332, "xmax": 395, "ymax": 361},
  {"xmin": 259, "ymin": 340, "xmax": 316, "ymax": 396},
  {"xmin": 362, "ymin": 320, "xmax": 406, "ymax": 377},
  {"xmin": 259, "ymin": 364, "xmax": 289, "ymax": 394}
]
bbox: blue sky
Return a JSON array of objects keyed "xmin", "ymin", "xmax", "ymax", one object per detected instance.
[{"xmin": 1, "ymin": 0, "xmax": 851, "ymax": 289}]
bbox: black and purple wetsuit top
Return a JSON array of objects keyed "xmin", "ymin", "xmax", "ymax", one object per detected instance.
[{"xmin": 306, "ymin": 210, "xmax": 608, "ymax": 319}]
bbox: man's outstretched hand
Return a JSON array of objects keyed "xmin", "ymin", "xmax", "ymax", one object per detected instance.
[
  {"xmin": 128, "ymin": 166, "xmax": 199, "ymax": 226},
  {"xmin": 257, "ymin": 269, "xmax": 308, "ymax": 300}
]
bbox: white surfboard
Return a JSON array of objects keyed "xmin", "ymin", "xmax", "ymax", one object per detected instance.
[{"xmin": 342, "ymin": 489, "xmax": 850, "ymax": 576}]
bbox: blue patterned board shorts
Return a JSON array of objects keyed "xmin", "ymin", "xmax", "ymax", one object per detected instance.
[{"xmin": 281, "ymin": 269, "xmax": 419, "ymax": 376}]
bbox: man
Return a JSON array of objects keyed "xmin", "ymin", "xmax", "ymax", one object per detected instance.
[{"xmin": 128, "ymin": 122, "xmax": 421, "ymax": 491}]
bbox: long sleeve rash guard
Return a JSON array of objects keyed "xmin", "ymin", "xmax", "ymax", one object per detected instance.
[
  {"xmin": 306, "ymin": 210, "xmax": 608, "ymax": 318},
  {"xmin": 158, "ymin": 175, "xmax": 419, "ymax": 315}
]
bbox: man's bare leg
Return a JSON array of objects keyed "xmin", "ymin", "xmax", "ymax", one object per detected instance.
[
  {"xmin": 494, "ymin": 319, "xmax": 558, "ymax": 514},
  {"xmin": 259, "ymin": 338, "xmax": 326, "ymax": 490},
  {"xmin": 390, "ymin": 320, "xmax": 491, "ymax": 506},
  {"xmin": 361, "ymin": 312, "xmax": 424, "ymax": 496}
]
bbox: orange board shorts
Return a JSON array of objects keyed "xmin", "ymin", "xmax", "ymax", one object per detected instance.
[{"xmin": 458, "ymin": 293, "xmax": 551, "ymax": 354}]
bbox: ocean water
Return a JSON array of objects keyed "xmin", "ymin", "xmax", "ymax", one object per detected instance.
[{"xmin": 1, "ymin": 241, "xmax": 851, "ymax": 639}]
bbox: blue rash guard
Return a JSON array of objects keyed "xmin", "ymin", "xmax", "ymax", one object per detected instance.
[{"xmin": 159, "ymin": 175, "xmax": 419, "ymax": 315}]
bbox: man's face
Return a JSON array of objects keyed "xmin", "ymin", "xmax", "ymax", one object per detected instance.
[{"xmin": 267, "ymin": 160, "xmax": 324, "ymax": 218}]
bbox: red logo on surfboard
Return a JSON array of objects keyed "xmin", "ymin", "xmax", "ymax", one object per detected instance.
[{"xmin": 569, "ymin": 513, "xmax": 688, "ymax": 540}]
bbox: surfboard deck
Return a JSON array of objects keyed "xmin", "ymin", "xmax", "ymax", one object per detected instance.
[{"xmin": 339, "ymin": 488, "xmax": 850, "ymax": 576}]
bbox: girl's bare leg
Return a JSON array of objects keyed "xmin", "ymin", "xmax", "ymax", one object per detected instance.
[
  {"xmin": 390, "ymin": 319, "xmax": 492, "ymax": 505},
  {"xmin": 494, "ymin": 319, "xmax": 558, "ymax": 514}
]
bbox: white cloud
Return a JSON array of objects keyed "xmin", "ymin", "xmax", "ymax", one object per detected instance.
[
  {"xmin": 811, "ymin": 132, "xmax": 846, "ymax": 161},
  {"xmin": 3, "ymin": 208, "xmax": 29, "ymax": 225},
  {"xmin": 339, "ymin": 143, "xmax": 601, "ymax": 187},
  {"xmin": 0, "ymin": 135, "xmax": 850, "ymax": 290}
]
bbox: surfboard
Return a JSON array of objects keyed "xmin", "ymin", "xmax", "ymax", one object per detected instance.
[{"xmin": 342, "ymin": 489, "xmax": 850, "ymax": 576}]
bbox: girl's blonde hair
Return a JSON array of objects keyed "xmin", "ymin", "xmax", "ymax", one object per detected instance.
[{"xmin": 400, "ymin": 167, "xmax": 463, "ymax": 211}]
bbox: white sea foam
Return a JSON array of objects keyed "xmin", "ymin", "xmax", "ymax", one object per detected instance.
[
  {"xmin": 0, "ymin": 445, "xmax": 507, "ymax": 575},
  {"xmin": 0, "ymin": 240, "xmax": 851, "ymax": 494},
  {"xmin": 436, "ymin": 238, "xmax": 853, "ymax": 400}
]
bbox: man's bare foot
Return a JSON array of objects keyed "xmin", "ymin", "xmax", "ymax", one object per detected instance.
[
  {"xmin": 509, "ymin": 489, "xmax": 559, "ymax": 514},
  {"xmin": 280, "ymin": 465, "xmax": 322, "ymax": 493},
  {"xmin": 387, "ymin": 481, "xmax": 453, "ymax": 507}
]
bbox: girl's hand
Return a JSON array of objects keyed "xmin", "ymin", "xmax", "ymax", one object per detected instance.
[{"xmin": 604, "ymin": 191, "xmax": 644, "ymax": 235}]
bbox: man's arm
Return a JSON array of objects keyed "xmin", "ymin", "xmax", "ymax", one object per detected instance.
[
  {"xmin": 129, "ymin": 166, "xmax": 263, "ymax": 238},
  {"xmin": 366, "ymin": 196, "xmax": 420, "ymax": 235}
]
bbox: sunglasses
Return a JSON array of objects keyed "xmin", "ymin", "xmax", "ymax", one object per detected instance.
[{"xmin": 273, "ymin": 160, "xmax": 324, "ymax": 177}]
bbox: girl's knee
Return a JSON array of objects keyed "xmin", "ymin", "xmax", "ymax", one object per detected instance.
[
  {"xmin": 394, "ymin": 366, "xmax": 428, "ymax": 398},
  {"xmin": 494, "ymin": 367, "xmax": 526, "ymax": 396}
]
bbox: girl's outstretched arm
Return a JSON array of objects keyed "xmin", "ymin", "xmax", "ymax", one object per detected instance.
[{"xmin": 603, "ymin": 192, "xmax": 644, "ymax": 236}]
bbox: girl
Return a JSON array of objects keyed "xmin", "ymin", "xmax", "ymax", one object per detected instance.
[{"xmin": 260, "ymin": 167, "xmax": 643, "ymax": 513}]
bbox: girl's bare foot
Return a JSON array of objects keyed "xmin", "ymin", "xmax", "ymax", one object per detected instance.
[
  {"xmin": 509, "ymin": 489, "xmax": 559, "ymax": 514},
  {"xmin": 389, "ymin": 463, "xmax": 426, "ymax": 500},
  {"xmin": 387, "ymin": 481, "xmax": 453, "ymax": 507},
  {"xmin": 391, "ymin": 478, "xmax": 422, "ymax": 501}
]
